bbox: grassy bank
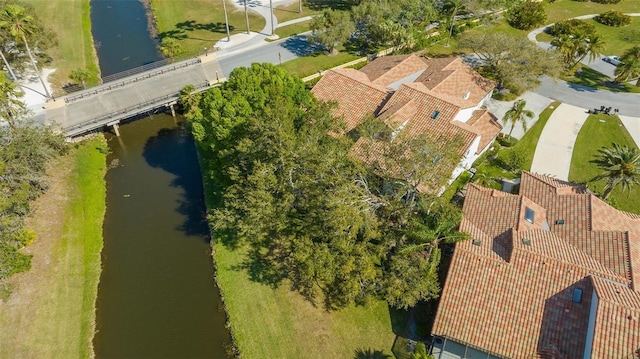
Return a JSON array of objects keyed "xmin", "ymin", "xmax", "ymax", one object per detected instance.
[
  {"xmin": 569, "ymin": 114, "xmax": 640, "ymax": 214},
  {"xmin": 150, "ymin": 0, "xmax": 265, "ymax": 59},
  {"xmin": 196, "ymin": 153, "xmax": 396, "ymax": 358},
  {"xmin": 0, "ymin": 136, "xmax": 107, "ymax": 358},
  {"xmin": 24, "ymin": 0, "xmax": 100, "ymax": 89}
]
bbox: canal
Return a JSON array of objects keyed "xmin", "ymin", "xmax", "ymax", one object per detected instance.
[{"xmin": 90, "ymin": 1, "xmax": 233, "ymax": 357}]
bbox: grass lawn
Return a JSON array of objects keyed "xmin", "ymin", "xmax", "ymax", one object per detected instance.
[
  {"xmin": 23, "ymin": 0, "xmax": 100, "ymax": 89},
  {"xmin": 498, "ymin": 101, "xmax": 561, "ymax": 172},
  {"xmin": 281, "ymin": 48, "xmax": 360, "ymax": 77},
  {"xmin": 545, "ymin": 0, "xmax": 640, "ymax": 24},
  {"xmin": 592, "ymin": 17, "xmax": 640, "ymax": 57},
  {"xmin": 274, "ymin": 1, "xmax": 322, "ymax": 24},
  {"xmin": 150, "ymin": 0, "xmax": 265, "ymax": 59},
  {"xmin": 569, "ymin": 114, "xmax": 640, "ymax": 214},
  {"xmin": 275, "ymin": 21, "xmax": 312, "ymax": 39},
  {"xmin": 213, "ymin": 244, "xmax": 396, "ymax": 358},
  {"xmin": 0, "ymin": 136, "xmax": 107, "ymax": 358},
  {"xmin": 563, "ymin": 65, "xmax": 640, "ymax": 93}
]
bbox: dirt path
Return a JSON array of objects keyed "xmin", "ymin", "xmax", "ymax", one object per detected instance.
[{"xmin": 0, "ymin": 138, "xmax": 107, "ymax": 359}]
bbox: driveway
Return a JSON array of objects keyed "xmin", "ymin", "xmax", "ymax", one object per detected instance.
[
  {"xmin": 484, "ymin": 92, "xmax": 553, "ymax": 139},
  {"xmin": 530, "ymin": 103, "xmax": 590, "ymax": 180}
]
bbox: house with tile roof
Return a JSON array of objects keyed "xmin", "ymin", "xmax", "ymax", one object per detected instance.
[
  {"xmin": 311, "ymin": 54, "xmax": 501, "ymax": 189},
  {"xmin": 431, "ymin": 171, "xmax": 640, "ymax": 359}
]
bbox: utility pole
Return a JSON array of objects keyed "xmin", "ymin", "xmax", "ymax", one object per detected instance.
[
  {"xmin": 269, "ymin": 0, "xmax": 275, "ymax": 36},
  {"xmin": 222, "ymin": 0, "xmax": 231, "ymax": 42},
  {"xmin": 243, "ymin": 0, "xmax": 250, "ymax": 34}
]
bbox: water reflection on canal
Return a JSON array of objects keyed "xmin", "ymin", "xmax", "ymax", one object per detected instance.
[{"xmin": 94, "ymin": 114, "xmax": 233, "ymax": 358}]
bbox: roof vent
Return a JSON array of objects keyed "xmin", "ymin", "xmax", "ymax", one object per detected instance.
[
  {"xmin": 555, "ymin": 219, "xmax": 565, "ymax": 225},
  {"xmin": 431, "ymin": 110, "xmax": 440, "ymax": 119},
  {"xmin": 522, "ymin": 238, "xmax": 531, "ymax": 246},
  {"xmin": 463, "ymin": 91, "xmax": 471, "ymax": 100},
  {"xmin": 472, "ymin": 239, "xmax": 482, "ymax": 246}
]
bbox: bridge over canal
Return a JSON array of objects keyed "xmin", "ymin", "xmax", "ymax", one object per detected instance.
[{"xmin": 45, "ymin": 54, "xmax": 225, "ymax": 137}]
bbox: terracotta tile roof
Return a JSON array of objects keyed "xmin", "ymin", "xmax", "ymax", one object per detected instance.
[
  {"xmin": 311, "ymin": 68, "xmax": 389, "ymax": 133},
  {"xmin": 415, "ymin": 57, "xmax": 495, "ymax": 108},
  {"xmin": 591, "ymin": 276, "xmax": 640, "ymax": 358},
  {"xmin": 467, "ymin": 109, "xmax": 502, "ymax": 154},
  {"xmin": 360, "ymin": 54, "xmax": 429, "ymax": 87},
  {"xmin": 433, "ymin": 172, "xmax": 640, "ymax": 358}
]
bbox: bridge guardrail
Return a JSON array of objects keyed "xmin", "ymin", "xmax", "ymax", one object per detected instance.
[
  {"xmin": 64, "ymin": 58, "xmax": 203, "ymax": 104},
  {"xmin": 63, "ymin": 81, "xmax": 211, "ymax": 137}
]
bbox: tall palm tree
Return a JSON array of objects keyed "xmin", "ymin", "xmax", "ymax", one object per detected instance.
[
  {"xmin": 503, "ymin": 99, "xmax": 534, "ymax": 137},
  {"xmin": 615, "ymin": 45, "xmax": 640, "ymax": 86},
  {"xmin": 222, "ymin": 0, "xmax": 231, "ymax": 42},
  {"xmin": 0, "ymin": 5, "xmax": 51, "ymax": 99},
  {"xmin": 243, "ymin": 0, "xmax": 250, "ymax": 34},
  {"xmin": 591, "ymin": 143, "xmax": 640, "ymax": 200},
  {"xmin": 442, "ymin": 0, "xmax": 463, "ymax": 47},
  {"xmin": 575, "ymin": 33, "xmax": 606, "ymax": 67}
]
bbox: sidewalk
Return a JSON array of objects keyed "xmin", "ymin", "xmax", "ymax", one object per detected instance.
[{"xmin": 530, "ymin": 103, "xmax": 589, "ymax": 180}]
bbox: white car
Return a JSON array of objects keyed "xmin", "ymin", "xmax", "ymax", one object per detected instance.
[{"xmin": 604, "ymin": 56, "xmax": 623, "ymax": 66}]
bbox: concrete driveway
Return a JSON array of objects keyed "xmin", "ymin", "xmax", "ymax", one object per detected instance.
[
  {"xmin": 485, "ymin": 92, "xmax": 553, "ymax": 139},
  {"xmin": 530, "ymin": 103, "xmax": 590, "ymax": 180}
]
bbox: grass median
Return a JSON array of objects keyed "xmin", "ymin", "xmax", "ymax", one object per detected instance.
[{"xmin": 0, "ymin": 136, "xmax": 107, "ymax": 359}]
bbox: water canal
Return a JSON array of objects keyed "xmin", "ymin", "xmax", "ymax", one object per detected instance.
[
  {"xmin": 90, "ymin": 1, "xmax": 233, "ymax": 357},
  {"xmin": 90, "ymin": 0, "xmax": 162, "ymax": 77}
]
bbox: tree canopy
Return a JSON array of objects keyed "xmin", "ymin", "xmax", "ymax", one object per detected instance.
[{"xmin": 185, "ymin": 63, "xmax": 468, "ymax": 309}]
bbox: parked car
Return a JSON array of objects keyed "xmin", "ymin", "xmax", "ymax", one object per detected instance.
[{"xmin": 604, "ymin": 55, "xmax": 623, "ymax": 66}]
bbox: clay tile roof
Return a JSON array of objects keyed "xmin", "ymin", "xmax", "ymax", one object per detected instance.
[
  {"xmin": 590, "ymin": 276, "xmax": 640, "ymax": 358},
  {"xmin": 467, "ymin": 110, "xmax": 502, "ymax": 154},
  {"xmin": 311, "ymin": 68, "xmax": 389, "ymax": 133},
  {"xmin": 416, "ymin": 57, "xmax": 495, "ymax": 108},
  {"xmin": 378, "ymin": 99, "xmax": 417, "ymax": 130},
  {"xmin": 432, "ymin": 173, "xmax": 640, "ymax": 358},
  {"xmin": 359, "ymin": 54, "xmax": 429, "ymax": 86}
]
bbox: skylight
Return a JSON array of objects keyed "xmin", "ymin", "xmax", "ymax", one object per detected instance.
[
  {"xmin": 431, "ymin": 110, "xmax": 440, "ymax": 119},
  {"xmin": 572, "ymin": 288, "xmax": 583, "ymax": 303},
  {"xmin": 524, "ymin": 207, "xmax": 534, "ymax": 223}
]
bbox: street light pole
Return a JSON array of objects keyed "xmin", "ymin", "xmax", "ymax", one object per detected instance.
[
  {"xmin": 269, "ymin": 0, "xmax": 274, "ymax": 36},
  {"xmin": 243, "ymin": 0, "xmax": 250, "ymax": 34},
  {"xmin": 222, "ymin": 0, "xmax": 231, "ymax": 42}
]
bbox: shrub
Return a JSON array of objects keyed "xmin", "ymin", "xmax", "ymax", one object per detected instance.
[
  {"xmin": 548, "ymin": 19, "xmax": 595, "ymax": 36},
  {"xmin": 594, "ymin": 11, "xmax": 632, "ymax": 27},
  {"xmin": 507, "ymin": 1, "xmax": 547, "ymax": 30},
  {"xmin": 592, "ymin": 0, "xmax": 622, "ymax": 3}
]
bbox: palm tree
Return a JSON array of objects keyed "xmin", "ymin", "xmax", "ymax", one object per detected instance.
[
  {"xmin": 442, "ymin": 0, "xmax": 463, "ymax": 47},
  {"xmin": 222, "ymin": 0, "xmax": 231, "ymax": 42},
  {"xmin": 575, "ymin": 33, "xmax": 606, "ymax": 67},
  {"xmin": 615, "ymin": 45, "xmax": 640, "ymax": 86},
  {"xmin": 243, "ymin": 0, "xmax": 250, "ymax": 34},
  {"xmin": 503, "ymin": 99, "xmax": 534, "ymax": 137},
  {"xmin": 0, "ymin": 5, "xmax": 51, "ymax": 99},
  {"xmin": 159, "ymin": 37, "xmax": 182, "ymax": 59},
  {"xmin": 69, "ymin": 68, "xmax": 91, "ymax": 89},
  {"xmin": 591, "ymin": 143, "xmax": 640, "ymax": 200}
]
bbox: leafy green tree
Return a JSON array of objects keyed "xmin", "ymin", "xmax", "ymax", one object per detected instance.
[
  {"xmin": 506, "ymin": 0, "xmax": 546, "ymax": 31},
  {"xmin": 591, "ymin": 143, "xmax": 640, "ymax": 200},
  {"xmin": 69, "ymin": 68, "xmax": 91, "ymax": 89},
  {"xmin": 458, "ymin": 32, "xmax": 562, "ymax": 92},
  {"xmin": 160, "ymin": 37, "xmax": 182, "ymax": 59},
  {"xmin": 309, "ymin": 9, "xmax": 354, "ymax": 54},
  {"xmin": 503, "ymin": 99, "xmax": 533, "ymax": 137},
  {"xmin": 615, "ymin": 46, "xmax": 640, "ymax": 86},
  {"xmin": 0, "ymin": 71, "xmax": 27, "ymax": 128},
  {"xmin": 0, "ymin": 4, "xmax": 51, "ymax": 98}
]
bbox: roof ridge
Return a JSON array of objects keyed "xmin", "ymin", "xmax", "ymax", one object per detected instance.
[{"xmin": 330, "ymin": 68, "xmax": 389, "ymax": 94}]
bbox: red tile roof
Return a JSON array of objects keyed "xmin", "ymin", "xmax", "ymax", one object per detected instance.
[
  {"xmin": 360, "ymin": 54, "xmax": 430, "ymax": 87},
  {"xmin": 311, "ymin": 68, "xmax": 389, "ymax": 133},
  {"xmin": 433, "ymin": 172, "xmax": 640, "ymax": 358}
]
